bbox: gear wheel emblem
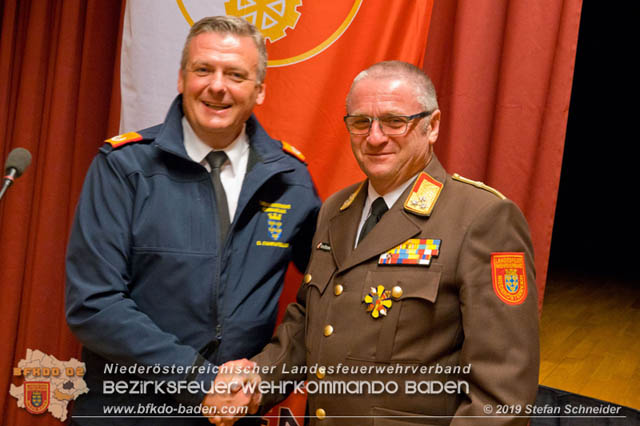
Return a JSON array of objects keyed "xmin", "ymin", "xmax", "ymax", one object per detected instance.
[{"xmin": 225, "ymin": 0, "xmax": 302, "ymax": 43}]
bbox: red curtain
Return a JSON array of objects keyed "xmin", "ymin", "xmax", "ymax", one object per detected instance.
[
  {"xmin": 424, "ymin": 0, "xmax": 582, "ymax": 310},
  {"xmin": 0, "ymin": 1, "xmax": 123, "ymax": 424},
  {"xmin": 0, "ymin": 1, "xmax": 581, "ymax": 424}
]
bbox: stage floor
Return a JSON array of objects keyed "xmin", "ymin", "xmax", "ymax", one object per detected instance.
[{"xmin": 539, "ymin": 267, "xmax": 640, "ymax": 410}]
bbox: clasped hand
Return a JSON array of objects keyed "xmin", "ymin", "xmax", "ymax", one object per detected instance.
[{"xmin": 201, "ymin": 358, "xmax": 262, "ymax": 425}]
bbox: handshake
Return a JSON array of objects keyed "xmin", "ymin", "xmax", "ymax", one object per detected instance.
[{"xmin": 201, "ymin": 358, "xmax": 262, "ymax": 425}]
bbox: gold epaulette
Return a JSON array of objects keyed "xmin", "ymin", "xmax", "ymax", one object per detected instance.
[
  {"xmin": 340, "ymin": 182, "xmax": 365, "ymax": 211},
  {"xmin": 105, "ymin": 132, "xmax": 143, "ymax": 149},
  {"xmin": 452, "ymin": 173, "xmax": 506, "ymax": 200},
  {"xmin": 281, "ymin": 141, "xmax": 306, "ymax": 163}
]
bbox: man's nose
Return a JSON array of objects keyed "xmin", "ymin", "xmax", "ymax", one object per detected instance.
[
  {"xmin": 367, "ymin": 119, "xmax": 388, "ymax": 144},
  {"xmin": 207, "ymin": 71, "xmax": 227, "ymax": 92}
]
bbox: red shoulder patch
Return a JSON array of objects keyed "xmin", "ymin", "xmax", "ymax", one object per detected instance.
[
  {"xmin": 281, "ymin": 141, "xmax": 306, "ymax": 163},
  {"xmin": 105, "ymin": 132, "xmax": 143, "ymax": 149},
  {"xmin": 491, "ymin": 252, "xmax": 528, "ymax": 305}
]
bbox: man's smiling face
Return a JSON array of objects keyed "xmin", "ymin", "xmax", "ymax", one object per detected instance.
[
  {"xmin": 178, "ymin": 31, "xmax": 265, "ymax": 149},
  {"xmin": 347, "ymin": 76, "xmax": 439, "ymax": 195}
]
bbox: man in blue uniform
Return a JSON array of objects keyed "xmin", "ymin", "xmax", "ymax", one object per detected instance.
[{"xmin": 65, "ymin": 16, "xmax": 320, "ymax": 425}]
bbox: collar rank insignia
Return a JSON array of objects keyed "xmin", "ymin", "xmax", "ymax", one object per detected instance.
[
  {"xmin": 404, "ymin": 172, "xmax": 443, "ymax": 216},
  {"xmin": 340, "ymin": 181, "xmax": 365, "ymax": 211},
  {"xmin": 364, "ymin": 285, "xmax": 392, "ymax": 318},
  {"xmin": 379, "ymin": 238, "xmax": 441, "ymax": 266},
  {"xmin": 105, "ymin": 132, "xmax": 143, "ymax": 149}
]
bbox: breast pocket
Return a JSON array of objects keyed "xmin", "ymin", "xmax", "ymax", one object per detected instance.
[
  {"xmin": 302, "ymin": 252, "xmax": 336, "ymax": 355},
  {"xmin": 346, "ymin": 265, "xmax": 442, "ymax": 363}
]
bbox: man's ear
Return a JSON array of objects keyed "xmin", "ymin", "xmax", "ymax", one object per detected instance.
[
  {"xmin": 255, "ymin": 82, "xmax": 266, "ymax": 105},
  {"xmin": 427, "ymin": 109, "xmax": 441, "ymax": 146},
  {"xmin": 177, "ymin": 69, "xmax": 185, "ymax": 94}
]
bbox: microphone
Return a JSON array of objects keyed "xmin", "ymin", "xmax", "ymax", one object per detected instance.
[{"xmin": 0, "ymin": 148, "xmax": 32, "ymax": 201}]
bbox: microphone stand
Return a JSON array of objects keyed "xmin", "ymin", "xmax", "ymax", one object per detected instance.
[{"xmin": 0, "ymin": 169, "xmax": 18, "ymax": 201}]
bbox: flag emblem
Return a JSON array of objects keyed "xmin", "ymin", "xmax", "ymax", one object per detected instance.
[
  {"xmin": 24, "ymin": 382, "xmax": 50, "ymax": 415},
  {"xmin": 491, "ymin": 252, "xmax": 528, "ymax": 305},
  {"xmin": 260, "ymin": 201, "xmax": 291, "ymax": 241}
]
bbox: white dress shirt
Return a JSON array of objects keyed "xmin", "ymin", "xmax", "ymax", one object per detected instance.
[
  {"xmin": 355, "ymin": 175, "xmax": 419, "ymax": 248},
  {"xmin": 182, "ymin": 117, "xmax": 249, "ymax": 221}
]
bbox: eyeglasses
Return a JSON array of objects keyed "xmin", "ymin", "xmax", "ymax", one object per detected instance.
[{"xmin": 343, "ymin": 111, "xmax": 431, "ymax": 136}]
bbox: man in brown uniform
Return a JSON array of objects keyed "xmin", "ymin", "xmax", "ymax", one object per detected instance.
[{"xmin": 221, "ymin": 61, "xmax": 539, "ymax": 425}]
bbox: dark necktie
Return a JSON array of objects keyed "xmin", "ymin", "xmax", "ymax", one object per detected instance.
[
  {"xmin": 206, "ymin": 151, "xmax": 230, "ymax": 244},
  {"xmin": 358, "ymin": 197, "xmax": 388, "ymax": 245}
]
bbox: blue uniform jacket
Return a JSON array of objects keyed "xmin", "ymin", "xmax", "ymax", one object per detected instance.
[{"xmin": 65, "ymin": 96, "xmax": 320, "ymax": 421}]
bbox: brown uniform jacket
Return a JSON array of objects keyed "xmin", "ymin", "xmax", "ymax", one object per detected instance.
[{"xmin": 253, "ymin": 155, "xmax": 539, "ymax": 425}]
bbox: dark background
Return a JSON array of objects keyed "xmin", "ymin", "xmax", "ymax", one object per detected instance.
[{"xmin": 548, "ymin": 1, "xmax": 633, "ymax": 278}]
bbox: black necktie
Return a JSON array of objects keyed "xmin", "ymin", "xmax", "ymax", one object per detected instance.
[
  {"xmin": 206, "ymin": 151, "xmax": 230, "ymax": 244},
  {"xmin": 358, "ymin": 197, "xmax": 388, "ymax": 245}
]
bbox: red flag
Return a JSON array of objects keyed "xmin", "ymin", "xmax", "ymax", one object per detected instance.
[{"xmin": 250, "ymin": 0, "xmax": 434, "ymax": 200}]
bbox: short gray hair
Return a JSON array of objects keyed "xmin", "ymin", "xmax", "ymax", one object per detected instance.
[
  {"xmin": 346, "ymin": 61, "xmax": 438, "ymax": 112},
  {"xmin": 180, "ymin": 15, "xmax": 268, "ymax": 83}
]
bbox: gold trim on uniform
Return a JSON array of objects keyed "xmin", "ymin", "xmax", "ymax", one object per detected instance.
[
  {"xmin": 452, "ymin": 173, "xmax": 506, "ymax": 200},
  {"xmin": 403, "ymin": 172, "xmax": 443, "ymax": 216},
  {"xmin": 391, "ymin": 286, "xmax": 403, "ymax": 299},
  {"xmin": 339, "ymin": 182, "xmax": 365, "ymax": 211},
  {"xmin": 334, "ymin": 284, "xmax": 344, "ymax": 296}
]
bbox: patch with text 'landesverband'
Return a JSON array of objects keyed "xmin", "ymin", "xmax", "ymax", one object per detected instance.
[{"xmin": 491, "ymin": 252, "xmax": 527, "ymax": 305}]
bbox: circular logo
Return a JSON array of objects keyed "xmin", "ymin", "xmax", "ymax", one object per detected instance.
[{"xmin": 176, "ymin": 0, "xmax": 363, "ymax": 67}]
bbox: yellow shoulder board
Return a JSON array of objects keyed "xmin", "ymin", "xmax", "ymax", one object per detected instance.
[
  {"xmin": 105, "ymin": 132, "xmax": 143, "ymax": 149},
  {"xmin": 281, "ymin": 141, "xmax": 306, "ymax": 163},
  {"xmin": 340, "ymin": 181, "xmax": 365, "ymax": 211},
  {"xmin": 403, "ymin": 172, "xmax": 443, "ymax": 216},
  {"xmin": 452, "ymin": 173, "xmax": 506, "ymax": 200}
]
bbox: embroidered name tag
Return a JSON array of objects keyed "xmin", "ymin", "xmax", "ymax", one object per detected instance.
[
  {"xmin": 378, "ymin": 238, "xmax": 441, "ymax": 266},
  {"xmin": 316, "ymin": 242, "xmax": 331, "ymax": 252}
]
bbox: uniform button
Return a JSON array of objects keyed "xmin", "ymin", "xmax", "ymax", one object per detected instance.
[
  {"xmin": 391, "ymin": 285, "xmax": 403, "ymax": 299},
  {"xmin": 334, "ymin": 284, "xmax": 344, "ymax": 296},
  {"xmin": 316, "ymin": 408, "xmax": 326, "ymax": 419},
  {"xmin": 303, "ymin": 274, "xmax": 312, "ymax": 284},
  {"xmin": 316, "ymin": 366, "xmax": 326, "ymax": 379},
  {"xmin": 323, "ymin": 325, "xmax": 334, "ymax": 337}
]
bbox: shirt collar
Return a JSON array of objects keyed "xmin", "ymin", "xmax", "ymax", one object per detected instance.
[
  {"xmin": 363, "ymin": 173, "xmax": 419, "ymax": 215},
  {"xmin": 182, "ymin": 117, "xmax": 249, "ymax": 172}
]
